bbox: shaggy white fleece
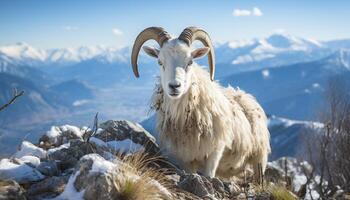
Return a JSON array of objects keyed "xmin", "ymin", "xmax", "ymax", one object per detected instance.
[{"xmin": 151, "ymin": 64, "xmax": 271, "ymax": 178}]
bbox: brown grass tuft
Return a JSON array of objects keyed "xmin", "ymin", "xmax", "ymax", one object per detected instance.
[
  {"xmin": 254, "ymin": 183, "xmax": 297, "ymax": 200},
  {"xmin": 112, "ymin": 151, "xmax": 174, "ymax": 200}
]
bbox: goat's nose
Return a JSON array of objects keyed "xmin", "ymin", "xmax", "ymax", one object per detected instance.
[{"xmin": 168, "ymin": 82, "xmax": 181, "ymax": 90}]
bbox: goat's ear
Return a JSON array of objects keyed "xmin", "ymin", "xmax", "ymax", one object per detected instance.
[
  {"xmin": 191, "ymin": 47, "xmax": 210, "ymax": 59},
  {"xmin": 143, "ymin": 46, "xmax": 159, "ymax": 58}
]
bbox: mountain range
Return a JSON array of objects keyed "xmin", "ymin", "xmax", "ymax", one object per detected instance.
[
  {"xmin": 1, "ymin": 32, "xmax": 350, "ymax": 156},
  {"xmin": 221, "ymin": 49, "xmax": 350, "ymax": 120}
]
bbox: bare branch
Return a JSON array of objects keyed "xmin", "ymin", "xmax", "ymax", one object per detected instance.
[{"xmin": 0, "ymin": 89, "xmax": 24, "ymax": 112}]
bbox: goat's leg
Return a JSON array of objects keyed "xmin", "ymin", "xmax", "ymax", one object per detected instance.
[
  {"xmin": 202, "ymin": 147, "xmax": 225, "ymax": 177},
  {"xmin": 181, "ymin": 161, "xmax": 197, "ymax": 174},
  {"xmin": 252, "ymin": 153, "xmax": 268, "ymax": 184}
]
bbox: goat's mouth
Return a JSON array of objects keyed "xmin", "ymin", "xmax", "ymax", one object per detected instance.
[
  {"xmin": 168, "ymin": 91, "xmax": 181, "ymax": 98},
  {"xmin": 169, "ymin": 92, "xmax": 180, "ymax": 97}
]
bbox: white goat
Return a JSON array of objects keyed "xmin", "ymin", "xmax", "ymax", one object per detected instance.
[{"xmin": 131, "ymin": 27, "xmax": 270, "ymax": 179}]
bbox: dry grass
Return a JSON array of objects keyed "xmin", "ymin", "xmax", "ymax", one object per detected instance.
[
  {"xmin": 254, "ymin": 183, "xmax": 297, "ymax": 200},
  {"xmin": 268, "ymin": 185, "xmax": 297, "ymax": 200},
  {"xmin": 112, "ymin": 151, "xmax": 174, "ymax": 200}
]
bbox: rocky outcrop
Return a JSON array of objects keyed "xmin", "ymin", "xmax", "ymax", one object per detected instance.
[{"xmin": 0, "ymin": 120, "xmax": 303, "ymax": 200}]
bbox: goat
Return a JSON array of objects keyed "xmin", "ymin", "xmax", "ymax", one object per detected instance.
[{"xmin": 131, "ymin": 27, "xmax": 270, "ymax": 179}]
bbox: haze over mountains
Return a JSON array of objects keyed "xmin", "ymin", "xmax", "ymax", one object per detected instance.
[{"xmin": 1, "ymin": 32, "xmax": 350, "ymax": 156}]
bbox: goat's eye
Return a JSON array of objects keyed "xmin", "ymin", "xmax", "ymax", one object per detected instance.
[
  {"xmin": 187, "ymin": 60, "xmax": 193, "ymax": 66},
  {"xmin": 158, "ymin": 60, "xmax": 163, "ymax": 66}
]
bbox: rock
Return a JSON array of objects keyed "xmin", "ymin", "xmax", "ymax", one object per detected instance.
[
  {"xmin": 57, "ymin": 153, "xmax": 172, "ymax": 200},
  {"xmin": 255, "ymin": 191, "xmax": 271, "ymax": 200},
  {"xmin": 14, "ymin": 141, "xmax": 47, "ymax": 159},
  {"xmin": 39, "ymin": 125, "xmax": 87, "ymax": 148},
  {"xmin": 264, "ymin": 165, "xmax": 285, "ymax": 184},
  {"xmin": 26, "ymin": 175, "xmax": 69, "ymax": 199},
  {"xmin": 47, "ymin": 138, "xmax": 118, "ymax": 172},
  {"xmin": 56, "ymin": 154, "xmax": 118, "ymax": 200},
  {"xmin": 212, "ymin": 177, "xmax": 226, "ymax": 194},
  {"xmin": 177, "ymin": 173, "xmax": 240, "ymax": 199},
  {"xmin": 0, "ymin": 180, "xmax": 26, "ymax": 200},
  {"xmin": 47, "ymin": 143, "xmax": 70, "ymax": 155},
  {"xmin": 178, "ymin": 174, "xmax": 215, "ymax": 198},
  {"xmin": 36, "ymin": 161, "xmax": 59, "ymax": 176},
  {"xmin": 48, "ymin": 140, "xmax": 94, "ymax": 171},
  {"xmin": 0, "ymin": 158, "xmax": 44, "ymax": 184},
  {"xmin": 96, "ymin": 120, "xmax": 160, "ymax": 155}
]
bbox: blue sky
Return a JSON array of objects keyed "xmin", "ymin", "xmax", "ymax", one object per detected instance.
[{"xmin": 0, "ymin": 0, "xmax": 349, "ymax": 48}]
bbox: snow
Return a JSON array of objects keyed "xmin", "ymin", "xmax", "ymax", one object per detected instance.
[
  {"xmin": 268, "ymin": 157, "xmax": 321, "ymax": 199},
  {"xmin": 228, "ymin": 39, "xmax": 255, "ymax": 49},
  {"xmin": 306, "ymin": 38, "xmax": 323, "ymax": 47},
  {"xmin": 89, "ymin": 137, "xmax": 108, "ymax": 149},
  {"xmin": 14, "ymin": 141, "xmax": 47, "ymax": 159},
  {"xmin": 0, "ymin": 42, "xmax": 46, "ymax": 61},
  {"xmin": 89, "ymin": 136, "xmax": 144, "ymax": 152},
  {"xmin": 0, "ymin": 43, "xmax": 128, "ymax": 67},
  {"xmin": 18, "ymin": 155, "xmax": 41, "ymax": 167},
  {"xmin": 54, "ymin": 172, "xmax": 84, "ymax": 200},
  {"xmin": 47, "ymin": 143, "xmax": 70, "ymax": 155},
  {"xmin": 55, "ymin": 154, "xmax": 117, "ymax": 200},
  {"xmin": 268, "ymin": 115, "xmax": 324, "ymax": 129},
  {"xmin": 107, "ymin": 139, "xmax": 144, "ymax": 152},
  {"xmin": 228, "ymin": 32, "xmax": 325, "ymax": 67},
  {"xmin": 0, "ymin": 158, "xmax": 44, "ymax": 184},
  {"xmin": 46, "ymin": 125, "xmax": 85, "ymax": 139},
  {"xmin": 232, "ymin": 53, "xmax": 275, "ymax": 64},
  {"xmin": 81, "ymin": 154, "xmax": 117, "ymax": 173}
]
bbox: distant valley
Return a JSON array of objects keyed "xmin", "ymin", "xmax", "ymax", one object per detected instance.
[{"xmin": 1, "ymin": 32, "xmax": 350, "ymax": 156}]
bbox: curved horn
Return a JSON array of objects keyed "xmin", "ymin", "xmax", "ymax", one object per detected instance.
[
  {"xmin": 131, "ymin": 27, "xmax": 171, "ymax": 77},
  {"xmin": 178, "ymin": 27, "xmax": 215, "ymax": 81}
]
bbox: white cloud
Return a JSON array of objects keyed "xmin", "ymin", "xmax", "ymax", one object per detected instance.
[
  {"xmin": 232, "ymin": 9, "xmax": 251, "ymax": 17},
  {"xmin": 62, "ymin": 26, "xmax": 79, "ymax": 31},
  {"xmin": 262, "ymin": 69, "xmax": 270, "ymax": 79},
  {"xmin": 112, "ymin": 28, "xmax": 123, "ymax": 36},
  {"xmin": 252, "ymin": 7, "xmax": 263, "ymax": 16},
  {"xmin": 232, "ymin": 7, "xmax": 263, "ymax": 17}
]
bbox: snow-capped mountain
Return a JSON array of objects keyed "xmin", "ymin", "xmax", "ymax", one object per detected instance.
[
  {"xmin": 1, "ymin": 33, "xmax": 350, "ymax": 158},
  {"xmin": 1, "ymin": 32, "xmax": 349, "ymax": 73},
  {"xmin": 0, "ymin": 43, "xmax": 129, "ymax": 67},
  {"xmin": 214, "ymin": 32, "xmax": 333, "ymax": 77},
  {"xmin": 0, "ymin": 43, "xmax": 47, "ymax": 67},
  {"xmin": 322, "ymin": 48, "xmax": 350, "ymax": 70},
  {"xmin": 268, "ymin": 115, "xmax": 323, "ymax": 160},
  {"xmin": 222, "ymin": 49, "xmax": 350, "ymax": 120}
]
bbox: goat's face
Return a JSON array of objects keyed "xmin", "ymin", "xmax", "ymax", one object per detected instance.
[{"xmin": 143, "ymin": 39, "xmax": 209, "ymax": 99}]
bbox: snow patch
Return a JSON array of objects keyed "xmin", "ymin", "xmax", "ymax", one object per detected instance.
[
  {"xmin": 18, "ymin": 155, "xmax": 41, "ymax": 167},
  {"xmin": 54, "ymin": 172, "xmax": 84, "ymax": 200},
  {"xmin": 0, "ymin": 158, "xmax": 44, "ymax": 183},
  {"xmin": 14, "ymin": 141, "xmax": 47, "ymax": 159},
  {"xmin": 47, "ymin": 143, "xmax": 70, "ymax": 155},
  {"xmin": 81, "ymin": 154, "xmax": 117, "ymax": 173},
  {"xmin": 46, "ymin": 125, "xmax": 85, "ymax": 140},
  {"xmin": 268, "ymin": 115, "xmax": 324, "ymax": 129},
  {"xmin": 107, "ymin": 139, "xmax": 144, "ymax": 152}
]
